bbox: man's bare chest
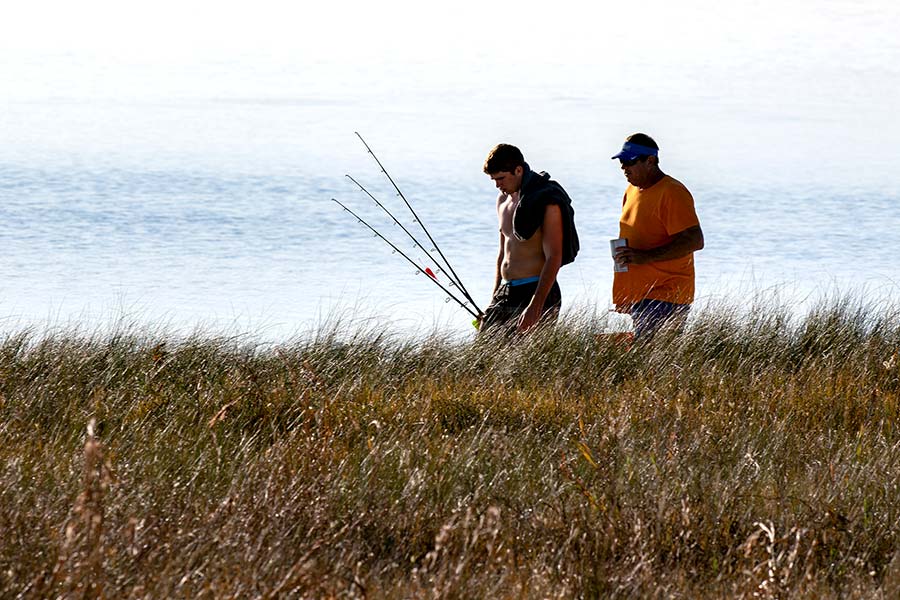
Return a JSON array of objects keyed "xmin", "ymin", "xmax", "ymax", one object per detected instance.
[{"xmin": 498, "ymin": 195, "xmax": 519, "ymax": 238}]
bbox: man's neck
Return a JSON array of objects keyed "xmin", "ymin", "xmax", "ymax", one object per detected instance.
[{"xmin": 638, "ymin": 170, "xmax": 665, "ymax": 190}]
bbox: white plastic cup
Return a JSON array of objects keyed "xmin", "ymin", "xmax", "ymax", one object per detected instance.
[{"xmin": 610, "ymin": 238, "xmax": 628, "ymax": 272}]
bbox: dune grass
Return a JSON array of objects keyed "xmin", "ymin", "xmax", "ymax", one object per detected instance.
[{"xmin": 2, "ymin": 296, "xmax": 900, "ymax": 598}]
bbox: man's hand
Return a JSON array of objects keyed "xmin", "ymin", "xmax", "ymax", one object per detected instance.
[
  {"xmin": 615, "ymin": 225, "xmax": 704, "ymax": 266},
  {"xmin": 517, "ymin": 298, "xmax": 544, "ymax": 332},
  {"xmin": 615, "ymin": 246, "xmax": 650, "ymax": 266}
]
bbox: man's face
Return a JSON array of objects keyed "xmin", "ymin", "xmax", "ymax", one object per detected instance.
[
  {"xmin": 620, "ymin": 156, "xmax": 654, "ymax": 187},
  {"xmin": 489, "ymin": 167, "xmax": 523, "ymax": 195}
]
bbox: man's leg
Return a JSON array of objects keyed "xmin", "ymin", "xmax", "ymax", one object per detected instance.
[
  {"xmin": 541, "ymin": 281, "xmax": 562, "ymax": 324},
  {"xmin": 481, "ymin": 281, "xmax": 561, "ymax": 334},
  {"xmin": 481, "ymin": 284, "xmax": 520, "ymax": 333},
  {"xmin": 631, "ymin": 299, "xmax": 690, "ymax": 340}
]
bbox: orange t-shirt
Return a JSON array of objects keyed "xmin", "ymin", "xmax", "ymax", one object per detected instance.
[{"xmin": 613, "ymin": 175, "xmax": 699, "ymax": 310}]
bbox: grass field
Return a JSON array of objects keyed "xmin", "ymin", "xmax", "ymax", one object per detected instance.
[{"xmin": 2, "ymin": 296, "xmax": 900, "ymax": 598}]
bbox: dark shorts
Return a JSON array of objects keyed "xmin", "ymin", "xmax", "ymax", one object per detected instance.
[
  {"xmin": 481, "ymin": 278, "xmax": 561, "ymax": 333},
  {"xmin": 631, "ymin": 299, "xmax": 690, "ymax": 340}
]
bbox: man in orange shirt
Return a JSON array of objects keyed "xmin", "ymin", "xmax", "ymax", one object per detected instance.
[{"xmin": 610, "ymin": 133, "xmax": 704, "ymax": 339}]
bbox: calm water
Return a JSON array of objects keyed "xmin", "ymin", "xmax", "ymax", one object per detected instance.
[{"xmin": 2, "ymin": 2, "xmax": 899, "ymax": 338}]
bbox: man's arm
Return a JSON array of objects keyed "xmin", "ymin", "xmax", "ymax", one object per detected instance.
[
  {"xmin": 518, "ymin": 204, "xmax": 563, "ymax": 332},
  {"xmin": 493, "ymin": 230, "xmax": 504, "ymax": 294},
  {"xmin": 616, "ymin": 225, "xmax": 704, "ymax": 266}
]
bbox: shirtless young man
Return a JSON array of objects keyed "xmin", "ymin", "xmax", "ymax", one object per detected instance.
[{"xmin": 481, "ymin": 144, "xmax": 578, "ymax": 333}]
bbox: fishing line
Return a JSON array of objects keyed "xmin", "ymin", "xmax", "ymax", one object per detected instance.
[
  {"xmin": 332, "ymin": 198, "xmax": 480, "ymax": 319},
  {"xmin": 345, "ymin": 174, "xmax": 448, "ymax": 284},
  {"xmin": 354, "ymin": 132, "xmax": 481, "ymax": 314}
]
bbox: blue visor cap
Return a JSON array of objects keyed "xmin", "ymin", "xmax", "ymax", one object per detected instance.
[{"xmin": 611, "ymin": 142, "xmax": 659, "ymax": 161}]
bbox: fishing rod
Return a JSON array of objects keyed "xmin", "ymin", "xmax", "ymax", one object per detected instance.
[
  {"xmin": 332, "ymin": 198, "xmax": 481, "ymax": 319},
  {"xmin": 345, "ymin": 173, "xmax": 467, "ymax": 296},
  {"xmin": 354, "ymin": 132, "xmax": 481, "ymax": 313}
]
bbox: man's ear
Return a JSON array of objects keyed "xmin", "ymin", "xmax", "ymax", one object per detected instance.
[{"xmin": 514, "ymin": 166, "xmax": 523, "ymax": 177}]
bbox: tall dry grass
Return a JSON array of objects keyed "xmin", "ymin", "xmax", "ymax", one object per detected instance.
[{"xmin": 1, "ymin": 296, "xmax": 900, "ymax": 598}]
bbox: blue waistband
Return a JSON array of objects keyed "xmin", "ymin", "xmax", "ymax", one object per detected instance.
[{"xmin": 501, "ymin": 275, "xmax": 540, "ymax": 287}]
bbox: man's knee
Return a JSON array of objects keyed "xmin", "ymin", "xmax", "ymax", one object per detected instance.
[{"xmin": 632, "ymin": 300, "xmax": 690, "ymax": 339}]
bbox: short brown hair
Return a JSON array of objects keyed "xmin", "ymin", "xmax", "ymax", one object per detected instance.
[
  {"xmin": 626, "ymin": 133, "xmax": 659, "ymax": 150},
  {"xmin": 483, "ymin": 144, "xmax": 525, "ymax": 174}
]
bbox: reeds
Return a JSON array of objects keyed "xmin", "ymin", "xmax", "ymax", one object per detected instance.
[{"xmin": 1, "ymin": 297, "xmax": 899, "ymax": 598}]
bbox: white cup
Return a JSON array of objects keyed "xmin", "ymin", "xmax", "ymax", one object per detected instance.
[{"xmin": 610, "ymin": 238, "xmax": 628, "ymax": 272}]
